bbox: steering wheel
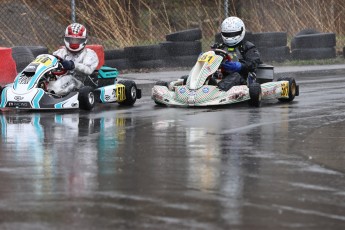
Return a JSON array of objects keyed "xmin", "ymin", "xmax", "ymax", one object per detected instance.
[
  {"xmin": 52, "ymin": 55, "xmax": 67, "ymax": 76},
  {"xmin": 213, "ymin": 49, "xmax": 231, "ymax": 61}
]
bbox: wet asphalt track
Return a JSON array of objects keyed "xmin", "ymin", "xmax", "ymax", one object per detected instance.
[{"xmin": 0, "ymin": 72, "xmax": 345, "ymax": 229}]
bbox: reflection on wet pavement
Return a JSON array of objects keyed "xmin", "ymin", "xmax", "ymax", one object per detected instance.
[{"xmin": 0, "ymin": 74, "xmax": 345, "ymax": 229}]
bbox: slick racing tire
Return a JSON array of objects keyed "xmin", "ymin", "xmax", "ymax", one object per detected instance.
[
  {"xmin": 78, "ymin": 86, "xmax": 95, "ymax": 111},
  {"xmin": 277, "ymin": 77, "xmax": 297, "ymax": 102},
  {"xmin": 248, "ymin": 83, "xmax": 262, "ymax": 107},
  {"xmin": 117, "ymin": 80, "xmax": 137, "ymax": 106}
]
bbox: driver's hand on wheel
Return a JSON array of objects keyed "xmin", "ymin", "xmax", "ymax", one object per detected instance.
[
  {"xmin": 61, "ymin": 59, "xmax": 75, "ymax": 70},
  {"xmin": 222, "ymin": 60, "xmax": 242, "ymax": 72}
]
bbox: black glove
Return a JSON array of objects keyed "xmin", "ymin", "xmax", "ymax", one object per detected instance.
[
  {"xmin": 211, "ymin": 43, "xmax": 224, "ymax": 49},
  {"xmin": 61, "ymin": 59, "xmax": 75, "ymax": 70}
]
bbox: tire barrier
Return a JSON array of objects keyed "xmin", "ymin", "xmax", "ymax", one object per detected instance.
[
  {"xmin": 214, "ymin": 31, "xmax": 289, "ymax": 62},
  {"xmin": 104, "ymin": 49, "xmax": 130, "ymax": 70},
  {"xmin": 291, "ymin": 28, "xmax": 320, "ymax": 50},
  {"xmin": 251, "ymin": 32, "xmax": 290, "ymax": 62},
  {"xmin": 0, "ymin": 47, "xmax": 17, "ymax": 86},
  {"xmin": 291, "ymin": 29, "xmax": 336, "ymax": 60},
  {"xmin": 292, "ymin": 47, "xmax": 336, "ymax": 60},
  {"xmin": 166, "ymin": 28, "xmax": 202, "ymax": 42},
  {"xmin": 102, "ymin": 28, "xmax": 203, "ymax": 70},
  {"xmin": 125, "ymin": 45, "xmax": 164, "ymax": 69},
  {"xmin": 164, "ymin": 55, "xmax": 198, "ymax": 68},
  {"xmin": 258, "ymin": 46, "xmax": 290, "ymax": 63},
  {"xmin": 162, "ymin": 28, "xmax": 202, "ymax": 68},
  {"xmin": 251, "ymin": 32, "xmax": 287, "ymax": 48},
  {"xmin": 159, "ymin": 41, "xmax": 201, "ymax": 57},
  {"xmin": 11, "ymin": 46, "xmax": 35, "ymax": 73}
]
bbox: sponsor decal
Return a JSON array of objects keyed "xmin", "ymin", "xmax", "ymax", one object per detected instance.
[
  {"xmin": 105, "ymin": 95, "xmax": 110, "ymax": 101},
  {"xmin": 18, "ymin": 76, "xmax": 30, "ymax": 84},
  {"xmin": 14, "ymin": 96, "xmax": 24, "ymax": 101},
  {"xmin": 7, "ymin": 101, "xmax": 30, "ymax": 108},
  {"xmin": 202, "ymin": 87, "xmax": 209, "ymax": 93},
  {"xmin": 179, "ymin": 87, "xmax": 186, "ymax": 94}
]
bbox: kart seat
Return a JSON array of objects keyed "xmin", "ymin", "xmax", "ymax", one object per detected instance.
[{"xmin": 85, "ymin": 44, "xmax": 104, "ymax": 70}]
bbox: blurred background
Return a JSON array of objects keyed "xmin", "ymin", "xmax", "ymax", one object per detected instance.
[{"xmin": 0, "ymin": 0, "xmax": 344, "ymax": 52}]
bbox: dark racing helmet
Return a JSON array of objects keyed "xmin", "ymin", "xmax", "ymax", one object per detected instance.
[
  {"xmin": 64, "ymin": 23, "xmax": 87, "ymax": 52},
  {"xmin": 221, "ymin": 17, "xmax": 245, "ymax": 46}
]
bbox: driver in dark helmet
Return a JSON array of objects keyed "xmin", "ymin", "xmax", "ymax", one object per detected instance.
[
  {"xmin": 212, "ymin": 16, "xmax": 261, "ymax": 91},
  {"xmin": 48, "ymin": 23, "xmax": 99, "ymax": 96}
]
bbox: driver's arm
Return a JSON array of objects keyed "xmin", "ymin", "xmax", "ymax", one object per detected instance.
[{"xmin": 74, "ymin": 49, "xmax": 99, "ymax": 75}]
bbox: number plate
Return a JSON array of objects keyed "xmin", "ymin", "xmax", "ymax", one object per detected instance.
[
  {"xmin": 198, "ymin": 53, "xmax": 215, "ymax": 64},
  {"xmin": 281, "ymin": 82, "xmax": 289, "ymax": 97}
]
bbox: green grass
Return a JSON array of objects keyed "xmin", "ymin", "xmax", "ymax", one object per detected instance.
[{"xmin": 271, "ymin": 56, "xmax": 345, "ymax": 66}]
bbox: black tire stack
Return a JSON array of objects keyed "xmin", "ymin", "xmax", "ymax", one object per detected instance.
[
  {"xmin": 214, "ymin": 31, "xmax": 289, "ymax": 62},
  {"xmin": 104, "ymin": 49, "xmax": 130, "ymax": 70},
  {"xmin": 11, "ymin": 45, "xmax": 49, "ymax": 72},
  {"xmin": 124, "ymin": 45, "xmax": 164, "ymax": 70},
  {"xmin": 250, "ymin": 32, "xmax": 290, "ymax": 62},
  {"xmin": 291, "ymin": 29, "xmax": 336, "ymax": 60},
  {"xmin": 161, "ymin": 28, "xmax": 202, "ymax": 68}
]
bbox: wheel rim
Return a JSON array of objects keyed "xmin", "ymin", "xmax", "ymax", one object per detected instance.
[
  {"xmin": 88, "ymin": 92, "xmax": 95, "ymax": 104},
  {"xmin": 130, "ymin": 86, "xmax": 136, "ymax": 99}
]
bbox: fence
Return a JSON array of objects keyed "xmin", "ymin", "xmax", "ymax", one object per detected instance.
[{"xmin": 0, "ymin": 0, "xmax": 344, "ymax": 52}]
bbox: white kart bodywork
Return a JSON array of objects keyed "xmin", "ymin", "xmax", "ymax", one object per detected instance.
[{"xmin": 152, "ymin": 50, "xmax": 296, "ymax": 107}]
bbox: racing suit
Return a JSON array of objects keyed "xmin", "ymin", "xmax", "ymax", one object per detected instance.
[
  {"xmin": 215, "ymin": 41, "xmax": 261, "ymax": 91},
  {"xmin": 48, "ymin": 47, "xmax": 99, "ymax": 96}
]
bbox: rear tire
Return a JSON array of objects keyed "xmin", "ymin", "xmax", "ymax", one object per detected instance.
[
  {"xmin": 78, "ymin": 86, "xmax": 95, "ymax": 111},
  {"xmin": 117, "ymin": 80, "xmax": 137, "ymax": 106},
  {"xmin": 248, "ymin": 83, "xmax": 262, "ymax": 107},
  {"xmin": 277, "ymin": 77, "xmax": 297, "ymax": 102}
]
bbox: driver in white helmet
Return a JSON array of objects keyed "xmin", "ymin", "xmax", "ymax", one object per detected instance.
[
  {"xmin": 49, "ymin": 23, "xmax": 99, "ymax": 96},
  {"xmin": 212, "ymin": 16, "xmax": 261, "ymax": 91}
]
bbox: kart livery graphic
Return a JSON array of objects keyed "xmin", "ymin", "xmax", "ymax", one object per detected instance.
[
  {"xmin": 152, "ymin": 49, "xmax": 298, "ymax": 107},
  {"xmin": 0, "ymin": 54, "xmax": 141, "ymax": 110}
]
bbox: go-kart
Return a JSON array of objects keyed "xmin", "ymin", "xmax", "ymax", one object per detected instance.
[
  {"xmin": 0, "ymin": 54, "xmax": 141, "ymax": 110},
  {"xmin": 151, "ymin": 49, "xmax": 299, "ymax": 107}
]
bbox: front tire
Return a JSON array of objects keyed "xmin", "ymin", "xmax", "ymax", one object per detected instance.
[
  {"xmin": 78, "ymin": 86, "xmax": 95, "ymax": 111},
  {"xmin": 117, "ymin": 80, "xmax": 137, "ymax": 106},
  {"xmin": 248, "ymin": 83, "xmax": 262, "ymax": 107},
  {"xmin": 277, "ymin": 77, "xmax": 297, "ymax": 102}
]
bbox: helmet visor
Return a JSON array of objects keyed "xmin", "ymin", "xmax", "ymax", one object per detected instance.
[
  {"xmin": 64, "ymin": 36, "xmax": 87, "ymax": 45},
  {"xmin": 221, "ymin": 28, "xmax": 243, "ymax": 38}
]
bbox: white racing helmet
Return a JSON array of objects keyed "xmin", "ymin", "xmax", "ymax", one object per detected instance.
[
  {"xmin": 221, "ymin": 17, "xmax": 245, "ymax": 46},
  {"xmin": 64, "ymin": 23, "xmax": 87, "ymax": 52}
]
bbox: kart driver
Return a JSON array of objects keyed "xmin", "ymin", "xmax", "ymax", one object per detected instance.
[
  {"xmin": 213, "ymin": 16, "xmax": 261, "ymax": 91},
  {"xmin": 48, "ymin": 23, "xmax": 99, "ymax": 96}
]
